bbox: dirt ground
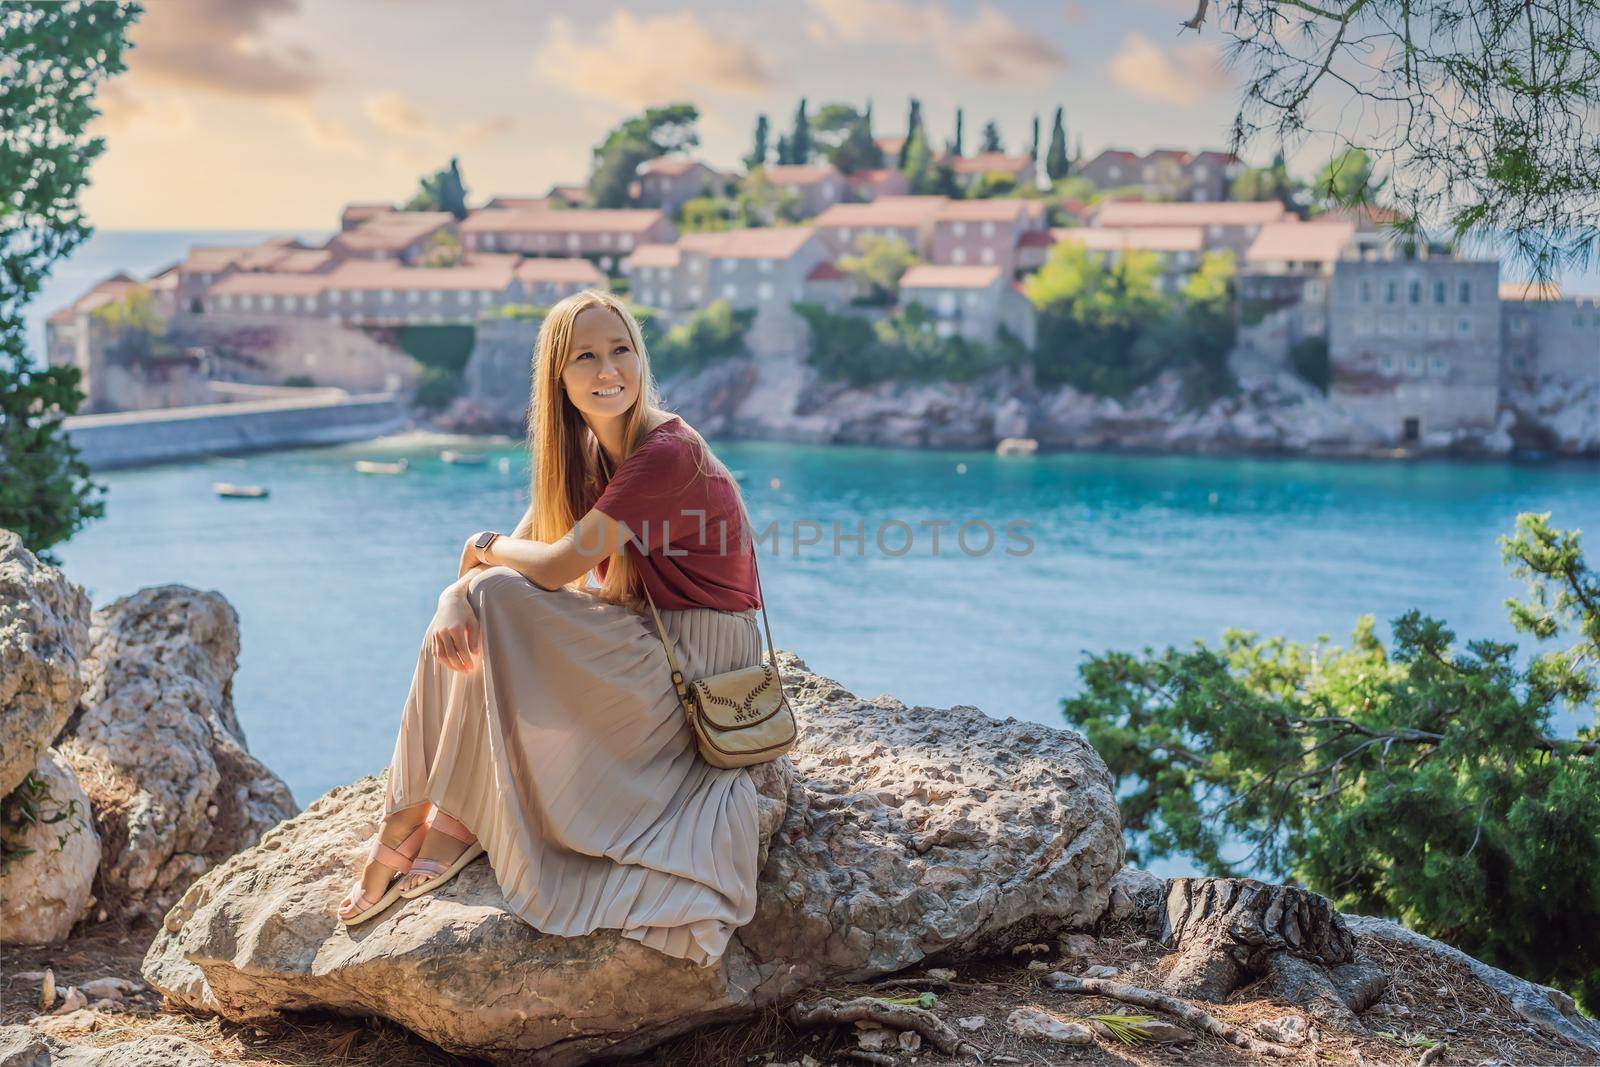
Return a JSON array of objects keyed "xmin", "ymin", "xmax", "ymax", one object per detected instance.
[{"xmin": 2, "ymin": 917, "xmax": 1593, "ymax": 1066}]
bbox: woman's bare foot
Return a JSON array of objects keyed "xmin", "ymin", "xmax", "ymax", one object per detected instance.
[
  {"xmin": 337, "ymin": 804, "xmax": 431, "ymax": 920},
  {"xmin": 396, "ymin": 821, "xmax": 475, "ymax": 894}
]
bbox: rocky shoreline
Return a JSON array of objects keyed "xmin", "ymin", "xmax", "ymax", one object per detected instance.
[
  {"xmin": 3, "ymin": 530, "xmax": 1599, "ymax": 1065},
  {"xmin": 436, "ymin": 350, "xmax": 1600, "ymax": 460}
]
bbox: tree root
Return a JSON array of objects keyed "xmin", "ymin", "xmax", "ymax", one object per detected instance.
[
  {"xmin": 1044, "ymin": 973, "xmax": 1298, "ymax": 1058},
  {"xmin": 786, "ymin": 995, "xmax": 986, "ymax": 1060}
]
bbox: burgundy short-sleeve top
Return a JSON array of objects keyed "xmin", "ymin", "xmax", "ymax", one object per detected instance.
[{"xmin": 589, "ymin": 415, "xmax": 760, "ymax": 613}]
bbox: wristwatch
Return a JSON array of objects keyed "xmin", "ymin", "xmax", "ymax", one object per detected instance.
[{"xmin": 473, "ymin": 530, "xmax": 501, "ymax": 561}]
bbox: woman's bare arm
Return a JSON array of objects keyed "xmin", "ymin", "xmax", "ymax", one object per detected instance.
[{"xmin": 441, "ymin": 503, "xmax": 536, "ymax": 601}]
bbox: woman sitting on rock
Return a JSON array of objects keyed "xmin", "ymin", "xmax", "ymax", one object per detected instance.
[{"xmin": 336, "ymin": 289, "xmax": 768, "ymax": 970}]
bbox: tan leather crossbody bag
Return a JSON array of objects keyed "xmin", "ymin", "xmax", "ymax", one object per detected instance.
[{"xmin": 598, "ymin": 449, "xmax": 799, "ymax": 769}]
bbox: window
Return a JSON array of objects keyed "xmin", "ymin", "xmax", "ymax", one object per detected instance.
[
  {"xmin": 599, "ymin": 233, "xmax": 612, "ymax": 248},
  {"xmin": 1384, "ymin": 280, "xmax": 1397, "ymax": 303},
  {"xmin": 1430, "ymin": 356, "xmax": 1446, "ymax": 373},
  {"xmin": 409, "ymin": 290, "xmax": 421, "ymax": 304},
  {"xmin": 722, "ymin": 283, "xmax": 737, "ymax": 300},
  {"xmin": 758, "ymin": 258, "xmax": 773, "ymax": 273},
  {"xmin": 840, "ymin": 227, "xmax": 852, "ymax": 241},
  {"xmin": 1458, "ymin": 279, "xmax": 1471, "ymax": 303},
  {"xmin": 1356, "ymin": 316, "xmax": 1374, "ymax": 336},
  {"xmin": 935, "ymin": 319, "xmax": 956, "ymax": 338},
  {"xmin": 620, "ymin": 235, "xmax": 633, "ymax": 249},
  {"xmin": 981, "ymin": 221, "xmax": 995, "ymax": 237},
  {"xmin": 1305, "ymin": 280, "xmax": 1324, "ymax": 301},
  {"xmin": 980, "ymin": 247, "xmax": 995, "ymax": 264},
  {"xmin": 1433, "ymin": 280, "xmax": 1446, "ymax": 304},
  {"xmin": 567, "ymin": 234, "xmax": 580, "ymax": 250},
  {"xmin": 688, "ymin": 285, "xmax": 701, "ymax": 301},
  {"xmin": 1360, "ymin": 280, "xmax": 1372, "ymax": 303},
  {"xmin": 965, "ymin": 291, "xmax": 979, "ymax": 307},
  {"xmin": 938, "ymin": 292, "xmax": 956, "ymax": 315},
  {"xmin": 1108, "ymin": 165, "xmax": 1121, "ymax": 179},
  {"xmin": 951, "ymin": 248, "xmax": 967, "ymax": 264},
  {"xmin": 757, "ymin": 281, "xmax": 773, "ymax": 300},
  {"xmin": 429, "ymin": 290, "xmax": 442, "ymax": 305},
  {"xmin": 1429, "ymin": 316, "xmax": 1447, "ymax": 336},
  {"xmin": 952, "ymin": 222, "xmax": 966, "ymax": 237},
  {"xmin": 1458, "ymin": 317, "xmax": 1473, "ymax": 334},
  {"xmin": 1406, "ymin": 355, "xmax": 1420, "ymax": 372},
  {"xmin": 329, "ymin": 289, "xmax": 341, "ymax": 305},
  {"xmin": 1408, "ymin": 280, "xmax": 1421, "ymax": 304},
  {"xmin": 1381, "ymin": 354, "xmax": 1395, "ymax": 370}
]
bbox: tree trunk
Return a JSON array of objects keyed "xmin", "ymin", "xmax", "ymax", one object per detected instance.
[{"xmin": 1158, "ymin": 877, "xmax": 1384, "ymax": 1025}]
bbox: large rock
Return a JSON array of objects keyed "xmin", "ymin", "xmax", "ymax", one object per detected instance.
[
  {"xmin": 0, "ymin": 531, "xmax": 92, "ymax": 798},
  {"xmin": 142, "ymin": 652, "xmax": 1123, "ymax": 1065},
  {"xmin": 0, "ymin": 750, "xmax": 100, "ymax": 944},
  {"xmin": 57, "ymin": 585, "xmax": 296, "ymax": 922}
]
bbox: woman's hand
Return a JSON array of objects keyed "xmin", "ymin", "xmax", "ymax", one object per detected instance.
[{"xmin": 428, "ymin": 587, "xmax": 481, "ymax": 672}]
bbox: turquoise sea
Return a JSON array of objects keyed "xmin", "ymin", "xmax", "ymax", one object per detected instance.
[{"xmin": 30, "ymin": 230, "xmax": 1600, "ymax": 879}]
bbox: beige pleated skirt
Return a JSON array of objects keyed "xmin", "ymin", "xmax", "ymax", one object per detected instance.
[{"xmin": 384, "ymin": 564, "xmax": 764, "ymax": 969}]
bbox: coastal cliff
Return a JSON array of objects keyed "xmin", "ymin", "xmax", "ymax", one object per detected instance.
[{"xmin": 440, "ymin": 342, "xmax": 1599, "ymax": 458}]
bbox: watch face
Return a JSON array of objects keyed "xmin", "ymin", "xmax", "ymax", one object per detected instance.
[{"xmin": 475, "ymin": 531, "xmax": 497, "ymax": 549}]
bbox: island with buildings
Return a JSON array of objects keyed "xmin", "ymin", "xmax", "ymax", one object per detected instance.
[{"xmin": 46, "ymin": 139, "xmax": 1600, "ymax": 467}]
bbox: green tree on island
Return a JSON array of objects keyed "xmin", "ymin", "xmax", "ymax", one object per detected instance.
[
  {"xmin": 1062, "ymin": 512, "xmax": 1600, "ymax": 1012},
  {"xmin": 836, "ymin": 234, "xmax": 919, "ymax": 306},
  {"xmin": 0, "ymin": 0, "xmax": 139, "ymax": 563},
  {"xmin": 403, "ymin": 157, "xmax": 469, "ymax": 219},
  {"xmin": 587, "ymin": 104, "xmax": 699, "ymax": 208}
]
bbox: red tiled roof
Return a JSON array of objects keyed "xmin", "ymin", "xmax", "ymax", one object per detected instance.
[
  {"xmin": 459, "ymin": 207, "xmax": 666, "ymax": 234},
  {"xmin": 899, "ymin": 263, "xmax": 1003, "ymax": 289},
  {"xmin": 760, "ymin": 164, "xmax": 840, "ymax": 185},
  {"xmin": 514, "ymin": 257, "xmax": 607, "ymax": 283},
  {"xmin": 625, "ymin": 244, "xmax": 682, "ymax": 268},
  {"xmin": 807, "ymin": 261, "xmax": 848, "ymax": 281},
  {"xmin": 1058, "ymin": 226, "xmax": 1205, "ymax": 254},
  {"xmin": 1144, "ymin": 149, "xmax": 1192, "ymax": 164},
  {"xmin": 1092, "ymin": 199, "xmax": 1289, "ymax": 228},
  {"xmin": 1017, "ymin": 230, "xmax": 1056, "ymax": 248},
  {"xmin": 1085, "ymin": 149, "xmax": 1140, "ymax": 166},
  {"xmin": 336, "ymin": 211, "xmax": 456, "ymax": 252},
  {"xmin": 694, "ymin": 226, "xmax": 817, "ymax": 260},
  {"xmin": 948, "ymin": 152, "xmax": 1031, "ymax": 175},
  {"xmin": 814, "ymin": 196, "xmax": 947, "ymax": 228},
  {"xmin": 1244, "ymin": 220, "xmax": 1357, "ymax": 264},
  {"xmin": 321, "ymin": 258, "xmax": 518, "ymax": 292}
]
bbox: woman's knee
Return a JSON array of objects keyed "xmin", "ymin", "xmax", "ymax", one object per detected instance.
[{"xmin": 467, "ymin": 565, "xmax": 525, "ymax": 609}]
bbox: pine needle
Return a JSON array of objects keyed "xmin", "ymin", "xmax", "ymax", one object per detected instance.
[{"xmin": 1087, "ymin": 1012, "xmax": 1158, "ymax": 1044}]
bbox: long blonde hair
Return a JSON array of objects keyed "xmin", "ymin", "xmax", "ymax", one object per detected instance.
[{"xmin": 514, "ymin": 288, "xmax": 752, "ymax": 610}]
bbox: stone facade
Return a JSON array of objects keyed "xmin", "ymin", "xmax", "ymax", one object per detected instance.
[{"xmin": 1328, "ymin": 258, "xmax": 1502, "ymax": 444}]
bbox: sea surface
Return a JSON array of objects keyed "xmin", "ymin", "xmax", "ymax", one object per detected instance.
[{"xmin": 51, "ymin": 435, "xmax": 1600, "ymax": 876}]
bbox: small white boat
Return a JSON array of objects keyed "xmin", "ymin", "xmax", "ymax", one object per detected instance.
[
  {"xmin": 213, "ymin": 482, "xmax": 269, "ymax": 498},
  {"xmin": 354, "ymin": 458, "xmax": 409, "ymax": 475},
  {"xmin": 440, "ymin": 449, "xmax": 488, "ymax": 465},
  {"xmin": 995, "ymin": 436, "xmax": 1039, "ymax": 456}
]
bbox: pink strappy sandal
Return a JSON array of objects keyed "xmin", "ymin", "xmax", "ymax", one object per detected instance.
[
  {"xmin": 338, "ymin": 819, "xmax": 428, "ymax": 926},
  {"xmin": 399, "ymin": 809, "xmax": 485, "ymax": 899}
]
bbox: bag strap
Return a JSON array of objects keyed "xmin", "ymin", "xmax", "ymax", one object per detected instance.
[{"xmin": 596, "ymin": 437, "xmax": 784, "ymax": 712}]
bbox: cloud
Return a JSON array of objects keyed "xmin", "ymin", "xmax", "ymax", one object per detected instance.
[
  {"xmin": 362, "ymin": 91, "xmax": 515, "ymax": 151},
  {"xmin": 91, "ymin": 80, "xmax": 197, "ymax": 134},
  {"xmin": 1106, "ymin": 32, "xmax": 1230, "ymax": 106},
  {"xmin": 126, "ymin": 0, "xmax": 325, "ymax": 98},
  {"xmin": 807, "ymin": 0, "xmax": 1065, "ymax": 87},
  {"xmin": 535, "ymin": 11, "xmax": 775, "ymax": 107}
]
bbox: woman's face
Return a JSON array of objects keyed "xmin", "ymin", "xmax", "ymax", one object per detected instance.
[{"xmin": 561, "ymin": 306, "xmax": 640, "ymax": 421}]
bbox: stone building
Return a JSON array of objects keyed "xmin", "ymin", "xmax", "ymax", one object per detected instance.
[{"xmin": 1327, "ymin": 256, "xmax": 1502, "ymax": 444}]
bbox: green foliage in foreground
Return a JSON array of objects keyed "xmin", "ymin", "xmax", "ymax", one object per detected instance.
[
  {"xmin": 796, "ymin": 300, "xmax": 1027, "ymax": 387},
  {"xmin": 1062, "ymin": 513, "xmax": 1600, "ymax": 1012}
]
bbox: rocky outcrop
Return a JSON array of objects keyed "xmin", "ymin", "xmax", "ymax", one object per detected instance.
[
  {"xmin": 0, "ymin": 751, "xmax": 100, "ymax": 945},
  {"xmin": 0, "ymin": 532, "xmax": 92, "ymax": 798},
  {"xmin": 57, "ymin": 585, "xmax": 297, "ymax": 922},
  {"xmin": 0, "ymin": 1025, "xmax": 226, "ymax": 1066},
  {"xmin": 1344, "ymin": 914, "xmax": 1600, "ymax": 1055},
  {"xmin": 1507, "ymin": 376, "xmax": 1600, "ymax": 455},
  {"xmin": 142, "ymin": 652, "xmax": 1123, "ymax": 1065}
]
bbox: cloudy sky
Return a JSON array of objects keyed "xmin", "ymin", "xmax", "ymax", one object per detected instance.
[{"xmin": 86, "ymin": 0, "xmax": 1275, "ymax": 230}]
